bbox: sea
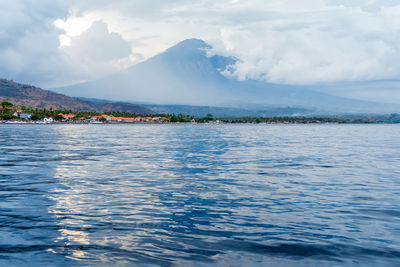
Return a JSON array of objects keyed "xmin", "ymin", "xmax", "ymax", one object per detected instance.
[{"xmin": 0, "ymin": 124, "xmax": 399, "ymax": 266}]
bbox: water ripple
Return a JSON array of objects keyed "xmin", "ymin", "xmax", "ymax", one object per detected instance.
[{"xmin": 0, "ymin": 124, "xmax": 400, "ymax": 266}]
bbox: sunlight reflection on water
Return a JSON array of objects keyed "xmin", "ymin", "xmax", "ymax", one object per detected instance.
[{"xmin": 1, "ymin": 124, "xmax": 400, "ymax": 266}]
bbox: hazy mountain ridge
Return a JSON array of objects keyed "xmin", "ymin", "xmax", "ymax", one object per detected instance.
[
  {"xmin": 52, "ymin": 39, "xmax": 400, "ymax": 115},
  {"xmin": 145, "ymin": 104, "xmax": 311, "ymax": 118},
  {"xmin": 77, "ymin": 97, "xmax": 313, "ymax": 117},
  {"xmin": 0, "ymin": 79, "xmax": 152, "ymax": 114}
]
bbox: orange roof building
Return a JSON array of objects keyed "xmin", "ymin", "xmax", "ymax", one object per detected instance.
[
  {"xmin": 59, "ymin": 113, "xmax": 75, "ymax": 120},
  {"xmin": 111, "ymin": 117, "xmax": 135, "ymax": 122}
]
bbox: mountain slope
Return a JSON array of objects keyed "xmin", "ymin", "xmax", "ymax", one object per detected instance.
[
  {"xmin": 54, "ymin": 39, "xmax": 235, "ymax": 105},
  {"xmin": 0, "ymin": 79, "xmax": 152, "ymax": 114},
  {"xmin": 53, "ymin": 39, "xmax": 400, "ymax": 114}
]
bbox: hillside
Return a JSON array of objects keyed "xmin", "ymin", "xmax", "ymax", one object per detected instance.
[
  {"xmin": 78, "ymin": 97, "xmax": 313, "ymax": 117},
  {"xmin": 0, "ymin": 79, "xmax": 152, "ymax": 114},
  {"xmin": 52, "ymin": 39, "xmax": 400, "ymax": 115}
]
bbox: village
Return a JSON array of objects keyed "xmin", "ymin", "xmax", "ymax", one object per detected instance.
[
  {"xmin": 0, "ymin": 101, "xmax": 177, "ymax": 123},
  {"xmin": 1, "ymin": 101, "xmax": 399, "ymax": 124},
  {"xmin": 58, "ymin": 113, "xmax": 170, "ymax": 123},
  {"xmin": 3, "ymin": 111, "xmax": 171, "ymax": 124}
]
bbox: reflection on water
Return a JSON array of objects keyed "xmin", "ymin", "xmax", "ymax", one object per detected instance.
[{"xmin": 1, "ymin": 124, "xmax": 400, "ymax": 266}]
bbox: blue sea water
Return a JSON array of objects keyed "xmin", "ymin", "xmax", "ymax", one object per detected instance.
[{"xmin": 0, "ymin": 124, "xmax": 399, "ymax": 266}]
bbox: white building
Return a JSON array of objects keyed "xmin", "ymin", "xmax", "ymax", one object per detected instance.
[
  {"xmin": 20, "ymin": 113, "xmax": 32, "ymax": 120},
  {"xmin": 43, "ymin": 117, "xmax": 53, "ymax": 123}
]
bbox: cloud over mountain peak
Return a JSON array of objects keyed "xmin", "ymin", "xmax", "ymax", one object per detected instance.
[{"xmin": 1, "ymin": 0, "xmax": 400, "ymax": 103}]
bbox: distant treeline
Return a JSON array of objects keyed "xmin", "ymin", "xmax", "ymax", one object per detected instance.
[
  {"xmin": 0, "ymin": 100, "xmax": 193, "ymax": 122},
  {"xmin": 222, "ymin": 114, "xmax": 400, "ymax": 124},
  {"xmin": 1, "ymin": 100, "xmax": 400, "ymax": 123}
]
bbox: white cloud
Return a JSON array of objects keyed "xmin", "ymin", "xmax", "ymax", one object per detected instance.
[
  {"xmin": 0, "ymin": 0, "xmax": 69, "ymax": 86},
  {"xmin": 202, "ymin": 1, "xmax": 400, "ymax": 84},
  {"xmin": 0, "ymin": 1, "xmax": 137, "ymax": 87},
  {"xmin": 61, "ymin": 20, "xmax": 134, "ymax": 82},
  {"xmin": 1, "ymin": 0, "xmax": 400, "ymax": 94}
]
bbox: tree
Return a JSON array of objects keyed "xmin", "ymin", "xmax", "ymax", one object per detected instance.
[
  {"xmin": 201, "ymin": 113, "xmax": 214, "ymax": 122},
  {"xmin": 31, "ymin": 114, "xmax": 41, "ymax": 121},
  {"xmin": 0, "ymin": 101, "xmax": 14, "ymax": 119},
  {"xmin": 54, "ymin": 115, "xmax": 63, "ymax": 121},
  {"xmin": 2, "ymin": 114, "xmax": 17, "ymax": 120},
  {"xmin": 1, "ymin": 101, "xmax": 13, "ymax": 108},
  {"xmin": 170, "ymin": 114, "xmax": 178, "ymax": 122}
]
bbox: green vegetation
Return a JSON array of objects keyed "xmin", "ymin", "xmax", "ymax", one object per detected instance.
[
  {"xmin": 221, "ymin": 114, "xmax": 400, "ymax": 124},
  {"xmin": 2, "ymin": 114, "xmax": 17, "ymax": 120},
  {"xmin": 1, "ymin": 101, "xmax": 13, "ymax": 108},
  {"xmin": 0, "ymin": 101, "xmax": 400, "ymax": 124},
  {"xmin": 169, "ymin": 114, "xmax": 192, "ymax": 123},
  {"xmin": 197, "ymin": 113, "xmax": 215, "ymax": 123},
  {"xmin": 0, "ymin": 101, "xmax": 14, "ymax": 119},
  {"xmin": 30, "ymin": 114, "xmax": 41, "ymax": 121},
  {"xmin": 54, "ymin": 114, "xmax": 63, "ymax": 121}
]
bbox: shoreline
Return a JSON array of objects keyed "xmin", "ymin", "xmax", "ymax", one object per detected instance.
[{"xmin": 1, "ymin": 121, "xmax": 398, "ymax": 125}]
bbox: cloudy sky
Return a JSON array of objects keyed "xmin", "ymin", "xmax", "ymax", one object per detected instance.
[{"xmin": 1, "ymin": 0, "xmax": 400, "ymax": 102}]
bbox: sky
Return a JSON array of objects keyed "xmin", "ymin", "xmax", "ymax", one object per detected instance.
[{"xmin": 1, "ymin": 0, "xmax": 400, "ymax": 102}]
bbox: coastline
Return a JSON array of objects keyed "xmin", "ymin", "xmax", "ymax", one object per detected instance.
[{"xmin": 1, "ymin": 121, "xmax": 398, "ymax": 125}]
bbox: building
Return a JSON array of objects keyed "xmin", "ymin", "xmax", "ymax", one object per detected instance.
[
  {"xmin": 20, "ymin": 113, "xmax": 32, "ymax": 120},
  {"xmin": 111, "ymin": 117, "xmax": 136, "ymax": 122},
  {"xmin": 43, "ymin": 117, "xmax": 53, "ymax": 123},
  {"xmin": 111, "ymin": 117, "xmax": 124, "ymax": 122},
  {"xmin": 99, "ymin": 115, "xmax": 113, "ymax": 121},
  {"xmin": 59, "ymin": 113, "xmax": 75, "ymax": 120}
]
